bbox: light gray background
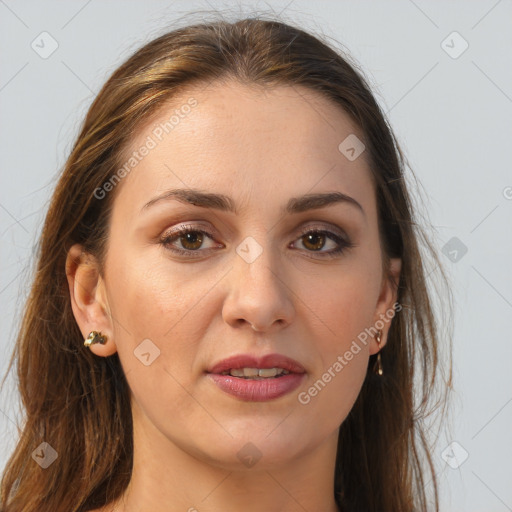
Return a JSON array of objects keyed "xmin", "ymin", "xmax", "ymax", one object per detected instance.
[{"xmin": 1, "ymin": 1, "xmax": 511, "ymax": 510}]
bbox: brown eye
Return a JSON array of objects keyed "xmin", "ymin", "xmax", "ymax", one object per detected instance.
[
  {"xmin": 180, "ymin": 231, "xmax": 204, "ymax": 250},
  {"xmin": 291, "ymin": 228, "xmax": 355, "ymax": 258},
  {"xmin": 160, "ymin": 224, "xmax": 354, "ymax": 260},
  {"xmin": 301, "ymin": 232, "xmax": 327, "ymax": 251},
  {"xmin": 160, "ymin": 226, "xmax": 220, "ymax": 257}
]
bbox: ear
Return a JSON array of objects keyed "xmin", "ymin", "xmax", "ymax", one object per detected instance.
[
  {"xmin": 369, "ymin": 257, "xmax": 402, "ymax": 355},
  {"xmin": 65, "ymin": 243, "xmax": 118, "ymax": 356}
]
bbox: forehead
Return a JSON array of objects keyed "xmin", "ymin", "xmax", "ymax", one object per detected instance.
[{"xmin": 113, "ymin": 79, "xmax": 375, "ymax": 219}]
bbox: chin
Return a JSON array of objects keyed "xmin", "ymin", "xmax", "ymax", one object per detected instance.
[{"xmin": 190, "ymin": 421, "xmax": 317, "ymax": 470}]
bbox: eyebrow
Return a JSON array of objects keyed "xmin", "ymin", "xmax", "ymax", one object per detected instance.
[{"xmin": 141, "ymin": 188, "xmax": 365, "ymax": 218}]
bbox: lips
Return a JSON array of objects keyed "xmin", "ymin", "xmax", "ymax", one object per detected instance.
[{"xmin": 206, "ymin": 353, "xmax": 306, "ymax": 375}]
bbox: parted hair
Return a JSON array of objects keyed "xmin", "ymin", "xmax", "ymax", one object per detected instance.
[{"xmin": 0, "ymin": 14, "xmax": 452, "ymax": 512}]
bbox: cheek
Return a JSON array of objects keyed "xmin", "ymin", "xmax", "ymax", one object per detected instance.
[
  {"xmin": 107, "ymin": 245, "xmax": 200, "ymax": 337},
  {"xmin": 104, "ymin": 246, "xmax": 226, "ymax": 389},
  {"xmin": 295, "ymin": 259, "xmax": 380, "ymax": 419},
  {"xmin": 301, "ymin": 260, "xmax": 381, "ymax": 352},
  {"xmin": 105, "ymin": 254, "xmax": 210, "ymax": 431}
]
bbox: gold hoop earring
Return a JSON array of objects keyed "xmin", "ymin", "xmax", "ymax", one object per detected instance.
[
  {"xmin": 84, "ymin": 331, "xmax": 107, "ymax": 348},
  {"xmin": 374, "ymin": 330, "xmax": 383, "ymax": 376}
]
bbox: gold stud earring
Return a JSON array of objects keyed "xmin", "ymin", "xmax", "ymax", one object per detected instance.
[
  {"xmin": 84, "ymin": 331, "xmax": 107, "ymax": 348},
  {"xmin": 374, "ymin": 330, "xmax": 383, "ymax": 376}
]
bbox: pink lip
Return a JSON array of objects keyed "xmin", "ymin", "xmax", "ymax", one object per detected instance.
[
  {"xmin": 207, "ymin": 373, "xmax": 305, "ymax": 401},
  {"xmin": 205, "ymin": 353, "xmax": 307, "ymax": 402},
  {"xmin": 206, "ymin": 353, "xmax": 306, "ymax": 375}
]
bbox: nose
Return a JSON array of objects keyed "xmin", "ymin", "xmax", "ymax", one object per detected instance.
[{"xmin": 222, "ymin": 239, "xmax": 295, "ymax": 333}]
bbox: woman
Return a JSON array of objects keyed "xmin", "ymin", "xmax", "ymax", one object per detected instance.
[{"xmin": 0, "ymin": 16, "xmax": 452, "ymax": 512}]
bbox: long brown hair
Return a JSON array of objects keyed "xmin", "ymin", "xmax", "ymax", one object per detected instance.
[{"xmin": 0, "ymin": 14, "xmax": 452, "ymax": 512}]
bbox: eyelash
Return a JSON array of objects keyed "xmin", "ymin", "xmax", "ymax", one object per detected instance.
[{"xmin": 159, "ymin": 224, "xmax": 355, "ymax": 259}]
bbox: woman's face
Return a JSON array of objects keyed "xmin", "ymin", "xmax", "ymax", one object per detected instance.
[{"xmin": 72, "ymin": 79, "xmax": 400, "ymax": 469}]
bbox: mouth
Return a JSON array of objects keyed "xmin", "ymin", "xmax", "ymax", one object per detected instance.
[
  {"xmin": 219, "ymin": 367, "xmax": 292, "ymax": 379},
  {"xmin": 205, "ymin": 353, "xmax": 306, "ymax": 402},
  {"xmin": 207, "ymin": 353, "xmax": 306, "ymax": 375}
]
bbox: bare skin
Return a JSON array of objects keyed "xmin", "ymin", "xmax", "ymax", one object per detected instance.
[{"xmin": 66, "ymin": 79, "xmax": 401, "ymax": 512}]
